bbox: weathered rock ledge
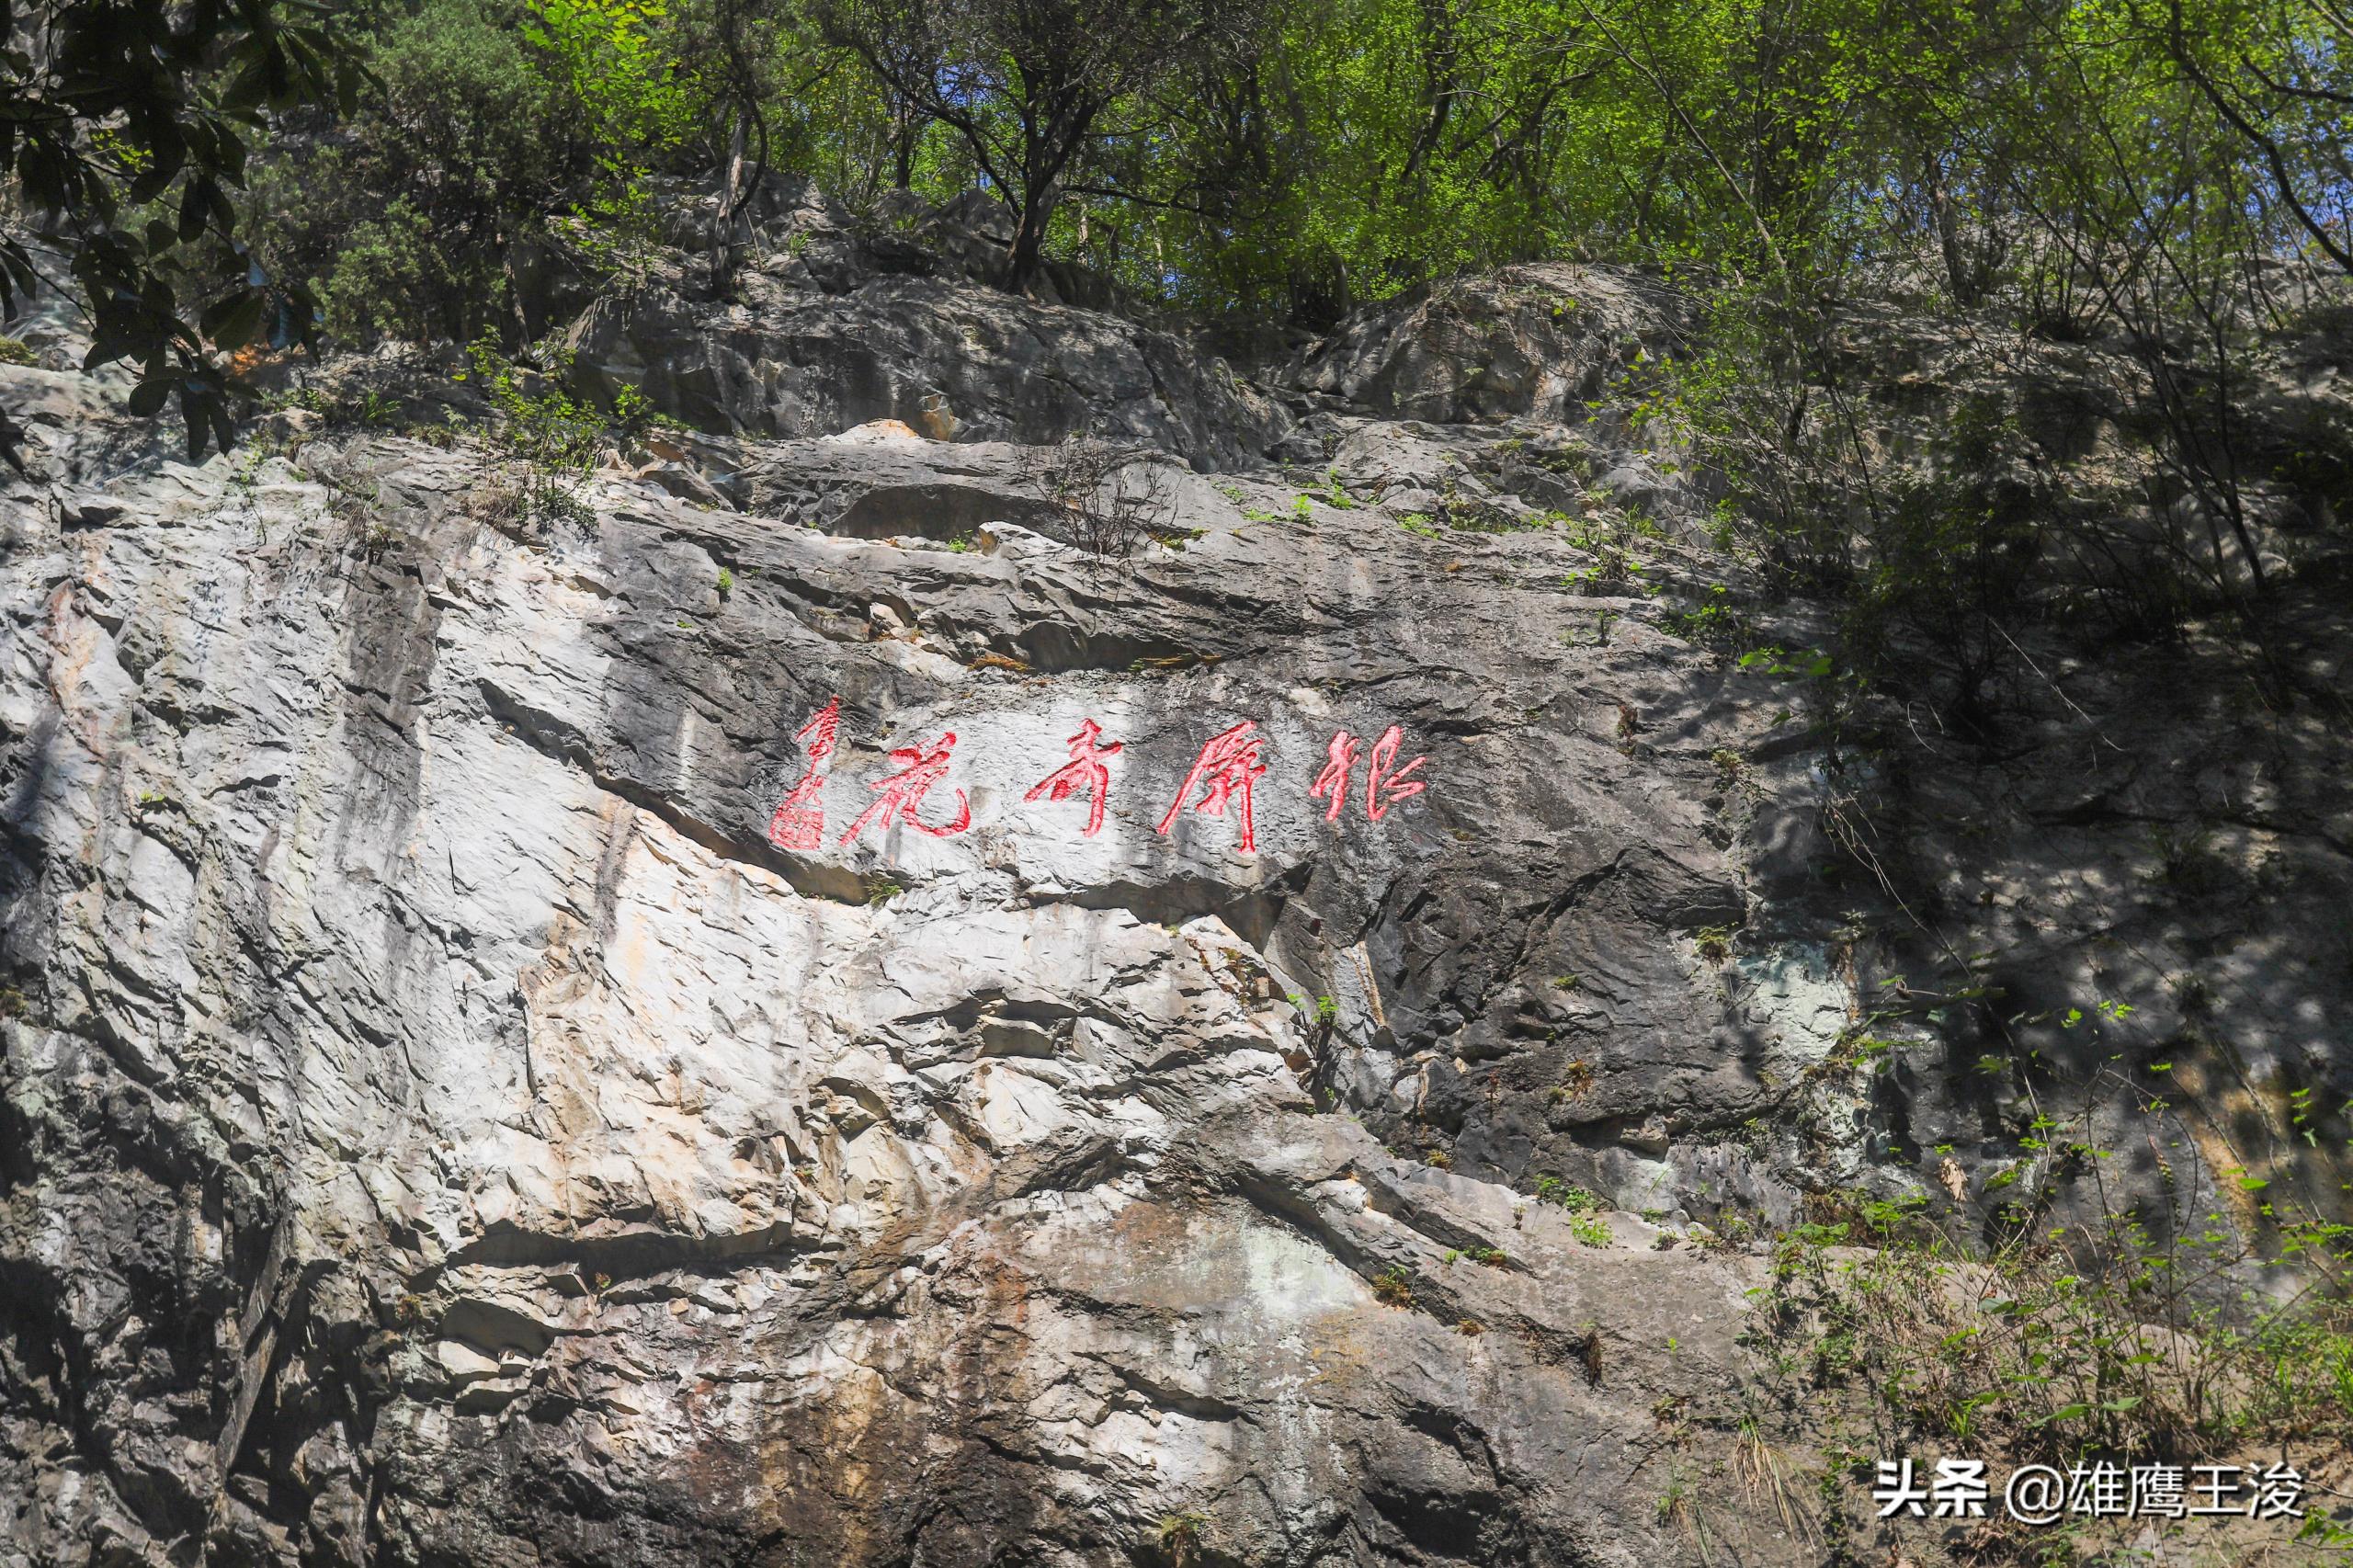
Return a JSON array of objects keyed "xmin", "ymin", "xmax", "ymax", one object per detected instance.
[{"xmin": 3, "ymin": 212, "xmax": 2348, "ymax": 1566}]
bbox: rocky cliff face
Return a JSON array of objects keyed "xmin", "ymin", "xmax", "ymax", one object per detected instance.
[{"xmin": 2, "ymin": 200, "xmax": 2348, "ymax": 1567}]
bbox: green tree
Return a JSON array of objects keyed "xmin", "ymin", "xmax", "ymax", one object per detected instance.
[
  {"xmin": 246, "ymin": 0, "xmax": 585, "ymax": 347},
  {"xmin": 1, "ymin": 0, "xmax": 363, "ymax": 463},
  {"xmin": 525, "ymin": 0, "xmax": 699, "ymax": 277},
  {"xmin": 2163, "ymin": 0, "xmax": 2353, "ymax": 277},
  {"xmin": 813, "ymin": 0, "xmax": 1266, "ymax": 291}
]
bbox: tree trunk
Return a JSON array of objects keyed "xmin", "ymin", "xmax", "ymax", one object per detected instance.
[
  {"xmin": 709, "ymin": 110, "xmax": 752, "ymax": 296},
  {"xmin": 891, "ymin": 94, "xmax": 920, "ymax": 188},
  {"xmin": 1006, "ymin": 181, "xmax": 1056, "ymax": 293},
  {"xmin": 1922, "ymin": 152, "xmax": 1977, "ymax": 307},
  {"xmin": 1006, "ymin": 210, "xmax": 1046, "ymax": 293}
]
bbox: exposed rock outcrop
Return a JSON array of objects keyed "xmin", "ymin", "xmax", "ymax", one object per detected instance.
[
  {"xmin": 3, "ymin": 211, "xmax": 2349, "ymax": 1567},
  {"xmin": 1282, "ymin": 264, "xmax": 1685, "ymax": 426},
  {"xmin": 545, "ymin": 178, "xmax": 1287, "ymax": 469}
]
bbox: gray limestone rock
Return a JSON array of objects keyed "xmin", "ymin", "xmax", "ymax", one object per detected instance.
[
  {"xmin": 3, "ymin": 240, "xmax": 2348, "ymax": 1568},
  {"xmin": 1282, "ymin": 265, "xmax": 1685, "ymax": 426}
]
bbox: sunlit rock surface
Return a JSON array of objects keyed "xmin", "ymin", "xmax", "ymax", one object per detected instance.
[{"xmin": 2, "ymin": 220, "xmax": 2347, "ymax": 1566}]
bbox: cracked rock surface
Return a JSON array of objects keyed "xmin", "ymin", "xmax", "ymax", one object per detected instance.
[{"xmin": 2, "ymin": 232, "xmax": 2349, "ymax": 1567}]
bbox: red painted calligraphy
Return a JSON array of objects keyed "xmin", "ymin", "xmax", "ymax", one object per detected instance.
[
  {"xmin": 1308, "ymin": 723, "xmax": 1429, "ymax": 824},
  {"xmin": 766, "ymin": 696, "xmax": 842, "ymax": 850},
  {"xmin": 1364, "ymin": 724, "xmax": 1427, "ymax": 821},
  {"xmin": 1309, "ymin": 730, "xmax": 1364, "ymax": 822},
  {"xmin": 1024, "ymin": 719, "xmax": 1123, "ymax": 837},
  {"xmin": 839, "ymin": 731, "xmax": 972, "ymax": 845},
  {"xmin": 1156, "ymin": 720, "xmax": 1268, "ymax": 853}
]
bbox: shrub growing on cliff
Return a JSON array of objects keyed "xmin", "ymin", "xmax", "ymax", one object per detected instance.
[
  {"xmin": 1019, "ymin": 438, "xmax": 1177, "ymax": 560},
  {"xmin": 1751, "ymin": 1190, "xmax": 2353, "ymax": 1555},
  {"xmin": 458, "ymin": 334, "xmax": 606, "ymax": 528},
  {"xmin": 318, "ymin": 199, "xmax": 475, "ymax": 345},
  {"xmin": 250, "ymin": 0, "xmax": 585, "ymax": 348}
]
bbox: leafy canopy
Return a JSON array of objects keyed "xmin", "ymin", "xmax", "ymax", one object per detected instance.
[{"xmin": 1, "ymin": 0, "xmax": 365, "ymax": 462}]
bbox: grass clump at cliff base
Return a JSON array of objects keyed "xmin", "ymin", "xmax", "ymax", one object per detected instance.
[{"xmin": 1734, "ymin": 1189, "xmax": 2353, "ymax": 1560}]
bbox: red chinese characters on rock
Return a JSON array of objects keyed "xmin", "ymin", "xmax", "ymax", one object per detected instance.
[
  {"xmin": 1309, "ymin": 724, "xmax": 1428, "ymax": 824},
  {"xmin": 770, "ymin": 708, "xmax": 1431, "ymax": 852},
  {"xmin": 765, "ymin": 696, "xmax": 841, "ymax": 851},
  {"xmin": 1308, "ymin": 730, "xmax": 1363, "ymax": 821},
  {"xmin": 838, "ymin": 731, "xmax": 972, "ymax": 845},
  {"xmin": 1023, "ymin": 719, "xmax": 1122, "ymax": 837},
  {"xmin": 1156, "ymin": 720, "xmax": 1269, "ymax": 853},
  {"xmin": 1364, "ymin": 724, "xmax": 1428, "ymax": 821}
]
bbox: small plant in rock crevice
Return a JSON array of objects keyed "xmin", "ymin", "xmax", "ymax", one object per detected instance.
[
  {"xmin": 1661, "ymin": 583, "xmax": 1752, "ymax": 651},
  {"xmin": 1287, "ymin": 992, "xmax": 1340, "ymax": 1027},
  {"xmin": 1533, "ymin": 1175, "xmax": 1604, "ymax": 1213},
  {"xmin": 2148, "ymin": 822, "xmax": 2232, "ymax": 900},
  {"xmin": 1654, "ymin": 1469, "xmax": 1712, "ymax": 1561},
  {"xmin": 1733, "ymin": 1418, "xmax": 1820, "ymax": 1551},
  {"xmin": 1548, "ymin": 1059, "xmax": 1597, "ymax": 1105},
  {"xmin": 1154, "ymin": 1510, "xmax": 1210, "ymax": 1565}
]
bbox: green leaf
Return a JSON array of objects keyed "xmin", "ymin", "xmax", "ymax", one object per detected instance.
[
  {"xmin": 127, "ymin": 377, "xmax": 172, "ymax": 417},
  {"xmin": 202, "ymin": 288, "xmax": 268, "ymax": 349},
  {"xmin": 178, "ymin": 179, "xmax": 210, "ymax": 244}
]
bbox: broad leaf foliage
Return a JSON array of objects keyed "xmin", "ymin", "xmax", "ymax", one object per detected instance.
[{"xmin": 2, "ymin": 0, "xmax": 364, "ymax": 464}]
